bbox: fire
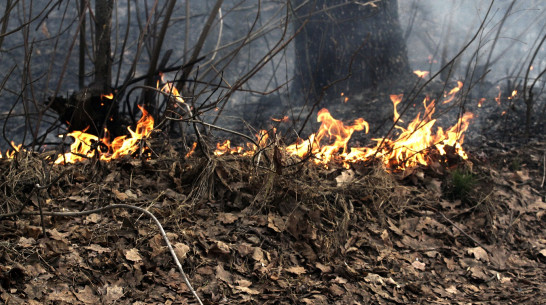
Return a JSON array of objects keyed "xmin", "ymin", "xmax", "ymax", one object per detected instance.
[
  {"xmin": 213, "ymin": 130, "xmax": 271, "ymax": 157},
  {"xmin": 442, "ymin": 81, "xmax": 463, "ymax": 104},
  {"xmin": 390, "ymin": 94, "xmax": 404, "ymax": 123},
  {"xmin": 285, "ymin": 109, "xmax": 369, "ymax": 166},
  {"xmin": 101, "ymin": 93, "xmax": 114, "ymax": 100},
  {"xmin": 271, "ymin": 116, "xmax": 289, "ymax": 122},
  {"xmin": 340, "ymin": 92, "xmax": 350, "ymax": 103},
  {"xmin": 508, "ymin": 90, "xmax": 517, "ymax": 99},
  {"xmin": 159, "ymin": 72, "xmax": 185, "ymax": 104},
  {"xmin": 364, "ymin": 97, "xmax": 474, "ymax": 169},
  {"xmin": 185, "ymin": 142, "xmax": 198, "ymax": 158},
  {"xmin": 54, "ymin": 105, "xmax": 154, "ymax": 164},
  {"xmin": 0, "ymin": 142, "xmax": 21, "ymax": 159},
  {"xmin": 2, "ymin": 81, "xmax": 473, "ymax": 172},
  {"xmin": 213, "ymin": 83, "xmax": 474, "ymax": 171},
  {"xmin": 413, "ymin": 70, "xmax": 430, "ymax": 78}
]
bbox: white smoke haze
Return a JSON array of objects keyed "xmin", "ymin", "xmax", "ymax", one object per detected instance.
[
  {"xmin": 400, "ymin": 0, "xmax": 546, "ymax": 84},
  {"xmin": 0, "ymin": 0, "xmax": 544, "ymax": 151}
]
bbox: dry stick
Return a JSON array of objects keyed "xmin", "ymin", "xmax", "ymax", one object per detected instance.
[
  {"xmin": 176, "ymin": 0, "xmax": 224, "ymax": 91},
  {"xmin": 212, "ymin": 2, "xmax": 297, "ymax": 126},
  {"xmin": 141, "ymin": 0, "xmax": 177, "ymax": 116},
  {"xmin": 540, "ymin": 149, "xmax": 546, "ymax": 188},
  {"xmin": 0, "ymin": 0, "xmax": 14, "ymax": 50},
  {"xmin": 440, "ymin": 212, "xmax": 492, "ymax": 255},
  {"xmin": 523, "ymin": 33, "xmax": 546, "ymax": 137},
  {"xmin": 19, "ymin": 202, "xmax": 204, "ymax": 305}
]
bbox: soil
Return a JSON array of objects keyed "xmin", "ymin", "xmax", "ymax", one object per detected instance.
[{"xmin": 0, "ymin": 136, "xmax": 545, "ymax": 304}]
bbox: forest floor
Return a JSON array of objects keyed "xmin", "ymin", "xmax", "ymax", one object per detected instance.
[{"xmin": 0, "ymin": 135, "xmax": 545, "ymax": 304}]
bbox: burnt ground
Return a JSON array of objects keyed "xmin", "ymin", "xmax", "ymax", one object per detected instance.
[{"xmin": 0, "ymin": 133, "xmax": 545, "ymax": 304}]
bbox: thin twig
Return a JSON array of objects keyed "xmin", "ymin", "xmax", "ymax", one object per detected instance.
[
  {"xmin": 17, "ymin": 203, "xmax": 204, "ymax": 305},
  {"xmin": 440, "ymin": 212, "xmax": 492, "ymax": 255},
  {"xmin": 540, "ymin": 149, "xmax": 546, "ymax": 188}
]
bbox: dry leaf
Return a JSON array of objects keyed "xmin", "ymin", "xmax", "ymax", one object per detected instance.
[
  {"xmin": 216, "ymin": 263, "xmax": 232, "ymax": 284},
  {"xmin": 467, "ymin": 247, "xmax": 489, "ymax": 262},
  {"xmin": 235, "ymin": 285, "xmax": 260, "ymax": 295},
  {"xmin": 445, "ymin": 285, "xmax": 459, "ymax": 294},
  {"xmin": 113, "ymin": 189, "xmax": 128, "ymax": 201},
  {"xmin": 329, "ymin": 284, "xmax": 345, "ymax": 296},
  {"xmin": 444, "ymin": 257, "xmax": 456, "ymax": 271},
  {"xmin": 219, "ymin": 212, "xmax": 239, "ymax": 224},
  {"xmin": 252, "ymin": 247, "xmax": 265, "ymax": 263},
  {"xmin": 47, "ymin": 228, "xmax": 70, "ymax": 243},
  {"xmin": 211, "ymin": 240, "xmax": 231, "ymax": 255},
  {"xmin": 103, "ymin": 285, "xmax": 123, "ymax": 303},
  {"xmin": 285, "ymin": 266, "xmax": 306, "ymax": 275},
  {"xmin": 125, "ymin": 248, "xmax": 142, "ymax": 262},
  {"xmin": 84, "ymin": 213, "xmax": 101, "ymax": 224},
  {"xmin": 68, "ymin": 195, "xmax": 89, "ymax": 203},
  {"xmin": 267, "ymin": 213, "xmax": 285, "ymax": 232},
  {"xmin": 316, "ymin": 262, "xmax": 332, "ymax": 273},
  {"xmin": 75, "ymin": 286, "xmax": 100, "ymax": 304},
  {"xmin": 335, "ymin": 170, "xmax": 355, "ymax": 186},
  {"xmin": 124, "ymin": 189, "xmax": 138, "ymax": 200},
  {"xmin": 174, "ymin": 243, "xmax": 190, "ymax": 260},
  {"xmin": 17, "ymin": 236, "xmax": 35, "ymax": 248},
  {"xmin": 412, "ymin": 260, "xmax": 426, "ymax": 271},
  {"xmin": 85, "ymin": 244, "xmax": 111, "ymax": 254}
]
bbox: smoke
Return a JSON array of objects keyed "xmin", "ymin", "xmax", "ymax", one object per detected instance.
[
  {"xmin": 1, "ymin": 0, "xmax": 545, "ymax": 151},
  {"xmin": 400, "ymin": 0, "xmax": 546, "ymax": 85}
]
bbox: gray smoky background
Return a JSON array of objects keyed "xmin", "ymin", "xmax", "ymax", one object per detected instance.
[{"xmin": 0, "ymin": 0, "xmax": 544, "ymax": 152}]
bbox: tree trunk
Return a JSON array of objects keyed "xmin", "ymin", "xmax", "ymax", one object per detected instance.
[
  {"xmin": 293, "ymin": 0, "xmax": 410, "ymax": 102},
  {"xmin": 49, "ymin": 0, "xmax": 123, "ymax": 138},
  {"xmin": 94, "ymin": 0, "xmax": 113, "ymax": 92}
]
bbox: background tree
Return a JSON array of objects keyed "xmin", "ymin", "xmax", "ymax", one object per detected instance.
[{"xmin": 292, "ymin": 0, "xmax": 411, "ymax": 103}]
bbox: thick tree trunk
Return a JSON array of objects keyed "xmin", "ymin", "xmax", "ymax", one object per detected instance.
[
  {"xmin": 94, "ymin": 0, "xmax": 113, "ymax": 92},
  {"xmin": 293, "ymin": 0, "xmax": 410, "ymax": 102}
]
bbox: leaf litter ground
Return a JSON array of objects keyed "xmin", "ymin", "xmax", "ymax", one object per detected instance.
[{"xmin": 0, "ymin": 140, "xmax": 545, "ymax": 304}]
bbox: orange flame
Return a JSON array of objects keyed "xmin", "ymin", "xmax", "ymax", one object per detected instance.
[
  {"xmin": 101, "ymin": 93, "xmax": 114, "ymax": 100},
  {"xmin": 442, "ymin": 81, "xmax": 463, "ymax": 104},
  {"xmin": 185, "ymin": 142, "xmax": 197, "ymax": 158},
  {"xmin": 159, "ymin": 72, "xmax": 185, "ymax": 104},
  {"xmin": 271, "ymin": 116, "xmax": 289, "ymax": 122},
  {"xmin": 54, "ymin": 105, "xmax": 154, "ymax": 164},
  {"xmin": 413, "ymin": 70, "xmax": 430, "ymax": 78},
  {"xmin": 508, "ymin": 90, "xmax": 517, "ymax": 99},
  {"xmin": 495, "ymin": 87, "xmax": 502, "ymax": 105},
  {"xmin": 215, "ymin": 91, "xmax": 473, "ymax": 171},
  {"xmin": 0, "ymin": 142, "xmax": 22, "ymax": 159},
  {"xmin": 285, "ymin": 109, "xmax": 369, "ymax": 167},
  {"xmin": 390, "ymin": 94, "xmax": 404, "ymax": 123}
]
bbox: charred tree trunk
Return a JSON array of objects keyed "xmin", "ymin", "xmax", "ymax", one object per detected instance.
[{"xmin": 293, "ymin": 0, "xmax": 410, "ymax": 102}]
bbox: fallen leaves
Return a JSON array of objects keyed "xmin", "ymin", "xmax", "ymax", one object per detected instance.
[{"xmin": 1, "ymin": 141, "xmax": 545, "ymax": 304}]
